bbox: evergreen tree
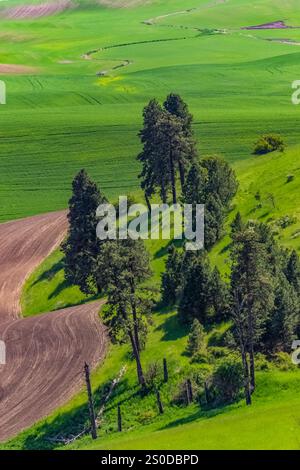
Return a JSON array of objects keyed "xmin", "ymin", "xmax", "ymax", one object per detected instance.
[
  {"xmin": 209, "ymin": 266, "xmax": 230, "ymax": 322},
  {"xmin": 231, "ymin": 226, "xmax": 274, "ymax": 391},
  {"xmin": 204, "ymin": 194, "xmax": 225, "ymax": 249},
  {"xmin": 231, "ymin": 212, "xmax": 244, "ymax": 240},
  {"xmin": 265, "ymin": 274, "xmax": 299, "ymax": 351},
  {"xmin": 155, "ymin": 111, "xmax": 188, "ymax": 204},
  {"xmin": 99, "ymin": 239, "xmax": 152, "ymax": 389},
  {"xmin": 62, "ymin": 169, "xmax": 106, "ymax": 295},
  {"xmin": 164, "ymin": 93, "xmax": 197, "ymax": 188},
  {"xmin": 201, "ymin": 156, "xmax": 238, "ymax": 207},
  {"xmin": 182, "ymin": 163, "xmax": 207, "ymax": 205},
  {"xmin": 179, "ymin": 252, "xmax": 212, "ymax": 324},
  {"xmin": 161, "ymin": 245, "xmax": 183, "ymax": 305},
  {"xmin": 186, "ymin": 319, "xmax": 205, "ymax": 356},
  {"xmin": 285, "ymin": 250, "xmax": 300, "ymax": 294},
  {"xmin": 137, "ymin": 99, "xmax": 169, "ymax": 206},
  {"xmin": 164, "ymin": 93, "xmax": 193, "ymax": 136}
]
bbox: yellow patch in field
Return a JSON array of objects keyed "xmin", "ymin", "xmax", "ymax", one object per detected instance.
[
  {"xmin": 115, "ymin": 84, "xmax": 137, "ymax": 94},
  {"xmin": 97, "ymin": 75, "xmax": 123, "ymax": 86}
]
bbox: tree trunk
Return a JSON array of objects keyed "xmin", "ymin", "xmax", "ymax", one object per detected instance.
[
  {"xmin": 156, "ymin": 390, "xmax": 164, "ymax": 414},
  {"xmin": 160, "ymin": 180, "xmax": 167, "ymax": 204},
  {"xmin": 249, "ymin": 344, "xmax": 255, "ymax": 393},
  {"xmin": 178, "ymin": 161, "xmax": 185, "ymax": 191},
  {"xmin": 246, "ymin": 294, "xmax": 256, "ymax": 391},
  {"xmin": 163, "ymin": 358, "xmax": 168, "ymax": 383},
  {"xmin": 240, "ymin": 345, "xmax": 252, "ymax": 406},
  {"xmin": 187, "ymin": 378, "xmax": 193, "ymax": 402},
  {"xmin": 145, "ymin": 193, "xmax": 151, "ymax": 212},
  {"xmin": 128, "ymin": 329, "xmax": 146, "ymax": 389},
  {"xmin": 169, "ymin": 150, "xmax": 177, "ymax": 204},
  {"xmin": 204, "ymin": 381, "xmax": 210, "ymax": 405},
  {"xmin": 130, "ymin": 281, "xmax": 140, "ymax": 353},
  {"xmin": 117, "ymin": 405, "xmax": 122, "ymax": 432},
  {"xmin": 84, "ymin": 362, "xmax": 97, "ymax": 440},
  {"xmin": 185, "ymin": 381, "xmax": 191, "ymax": 405}
]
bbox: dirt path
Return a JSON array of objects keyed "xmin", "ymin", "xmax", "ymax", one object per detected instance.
[{"xmin": 0, "ymin": 211, "xmax": 108, "ymax": 442}]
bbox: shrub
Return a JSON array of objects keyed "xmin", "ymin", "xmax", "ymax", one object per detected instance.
[
  {"xmin": 274, "ymin": 352, "xmax": 296, "ymax": 371},
  {"xmin": 276, "ymin": 215, "xmax": 296, "ymax": 229},
  {"xmin": 254, "ymin": 134, "xmax": 285, "ymax": 155},
  {"xmin": 145, "ymin": 361, "xmax": 163, "ymax": 389},
  {"xmin": 255, "ymin": 353, "xmax": 270, "ymax": 371},
  {"xmin": 212, "ymin": 357, "xmax": 244, "ymax": 404}
]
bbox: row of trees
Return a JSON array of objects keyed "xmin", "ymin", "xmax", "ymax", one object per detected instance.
[
  {"xmin": 138, "ymin": 94, "xmax": 196, "ymax": 206},
  {"xmin": 62, "ymin": 94, "xmax": 239, "ymax": 393},
  {"xmin": 62, "ymin": 170, "xmax": 152, "ymax": 390},
  {"xmin": 138, "ymin": 94, "xmax": 238, "ymax": 249}
]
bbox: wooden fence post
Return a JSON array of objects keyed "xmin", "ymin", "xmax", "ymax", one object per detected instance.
[{"xmin": 84, "ymin": 362, "xmax": 97, "ymax": 440}]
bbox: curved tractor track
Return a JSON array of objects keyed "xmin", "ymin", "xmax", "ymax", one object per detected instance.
[{"xmin": 0, "ymin": 211, "xmax": 107, "ymax": 442}]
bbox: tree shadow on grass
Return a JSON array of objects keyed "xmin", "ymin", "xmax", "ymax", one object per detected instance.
[
  {"xmin": 158, "ymin": 401, "xmax": 242, "ymax": 431},
  {"xmin": 154, "ymin": 239, "xmax": 183, "ymax": 260},
  {"xmin": 21, "ymin": 375, "xmax": 133, "ymax": 450},
  {"xmin": 155, "ymin": 311, "xmax": 189, "ymax": 342},
  {"xmin": 31, "ymin": 259, "xmax": 63, "ymax": 286}
]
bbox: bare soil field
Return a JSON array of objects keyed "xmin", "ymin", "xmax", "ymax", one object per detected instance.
[
  {"xmin": 0, "ymin": 64, "xmax": 37, "ymax": 74},
  {"xmin": 0, "ymin": 212, "xmax": 107, "ymax": 441},
  {"xmin": 2, "ymin": 0, "xmax": 73, "ymax": 19}
]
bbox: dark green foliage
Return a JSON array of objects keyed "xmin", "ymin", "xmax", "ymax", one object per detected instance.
[
  {"xmin": 183, "ymin": 157, "xmax": 237, "ymax": 249},
  {"xmin": 164, "ymin": 93, "xmax": 193, "ymax": 137},
  {"xmin": 265, "ymin": 274, "xmax": 299, "ymax": 351},
  {"xmin": 204, "ymin": 194, "xmax": 225, "ymax": 249},
  {"xmin": 179, "ymin": 253, "xmax": 212, "ymax": 325},
  {"xmin": 186, "ymin": 319, "xmax": 205, "ymax": 357},
  {"xmin": 211, "ymin": 357, "xmax": 244, "ymax": 404},
  {"xmin": 62, "ymin": 169, "xmax": 106, "ymax": 295},
  {"xmin": 285, "ymin": 250, "xmax": 300, "ymax": 294},
  {"xmin": 231, "ymin": 212, "xmax": 244, "ymax": 240},
  {"xmin": 161, "ymin": 245, "xmax": 183, "ymax": 305},
  {"xmin": 254, "ymin": 134, "xmax": 285, "ymax": 155},
  {"xmin": 201, "ymin": 156, "xmax": 238, "ymax": 207},
  {"xmin": 138, "ymin": 95, "xmax": 197, "ymax": 204},
  {"xmin": 230, "ymin": 225, "xmax": 274, "ymax": 390},
  {"xmin": 209, "ymin": 267, "xmax": 230, "ymax": 322},
  {"xmin": 99, "ymin": 239, "xmax": 152, "ymax": 387},
  {"xmin": 182, "ymin": 162, "xmax": 207, "ymax": 205},
  {"xmin": 164, "ymin": 93, "xmax": 197, "ymax": 188},
  {"xmin": 137, "ymin": 99, "xmax": 168, "ymax": 204}
]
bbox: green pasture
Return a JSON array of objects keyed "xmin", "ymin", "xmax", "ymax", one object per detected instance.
[
  {"xmin": 0, "ymin": 0, "xmax": 300, "ymax": 220},
  {"xmin": 2, "ymin": 0, "xmax": 300, "ymax": 450}
]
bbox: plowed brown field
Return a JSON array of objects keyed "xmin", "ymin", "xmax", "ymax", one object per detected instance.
[{"xmin": 0, "ymin": 211, "xmax": 107, "ymax": 442}]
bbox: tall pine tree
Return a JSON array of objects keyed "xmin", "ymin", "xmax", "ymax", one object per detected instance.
[{"xmin": 62, "ymin": 169, "xmax": 106, "ymax": 295}]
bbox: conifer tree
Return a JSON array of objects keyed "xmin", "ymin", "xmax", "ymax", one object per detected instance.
[
  {"xmin": 285, "ymin": 250, "xmax": 300, "ymax": 294},
  {"xmin": 231, "ymin": 212, "xmax": 244, "ymax": 240},
  {"xmin": 186, "ymin": 319, "xmax": 205, "ymax": 357},
  {"xmin": 209, "ymin": 266, "xmax": 230, "ymax": 322},
  {"xmin": 164, "ymin": 93, "xmax": 197, "ymax": 188},
  {"xmin": 161, "ymin": 245, "xmax": 183, "ymax": 305},
  {"xmin": 62, "ymin": 169, "xmax": 106, "ymax": 295},
  {"xmin": 137, "ymin": 99, "xmax": 169, "ymax": 206},
  {"xmin": 201, "ymin": 156, "xmax": 238, "ymax": 206},
  {"xmin": 230, "ymin": 226, "xmax": 274, "ymax": 391},
  {"xmin": 179, "ymin": 253, "xmax": 212, "ymax": 324},
  {"xmin": 99, "ymin": 239, "xmax": 152, "ymax": 389}
]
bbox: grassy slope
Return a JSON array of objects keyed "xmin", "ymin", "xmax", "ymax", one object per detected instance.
[
  {"xmin": 70, "ymin": 371, "xmax": 300, "ymax": 450},
  {"xmin": 9, "ymin": 143, "xmax": 299, "ymax": 450},
  {"xmin": 1, "ymin": 0, "xmax": 300, "ymax": 220},
  {"xmin": 2, "ymin": 0, "xmax": 300, "ymax": 450}
]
